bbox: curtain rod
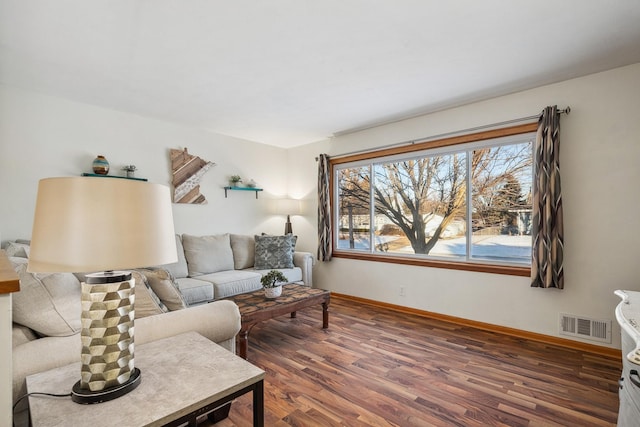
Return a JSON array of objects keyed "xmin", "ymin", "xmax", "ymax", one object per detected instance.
[{"xmin": 316, "ymin": 106, "xmax": 570, "ymax": 161}]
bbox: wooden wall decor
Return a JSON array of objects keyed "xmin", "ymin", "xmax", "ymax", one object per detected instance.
[{"xmin": 170, "ymin": 148, "xmax": 215, "ymax": 204}]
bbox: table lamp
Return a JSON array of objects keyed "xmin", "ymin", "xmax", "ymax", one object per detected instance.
[
  {"xmin": 276, "ymin": 198, "xmax": 302, "ymax": 234},
  {"xmin": 27, "ymin": 177, "xmax": 177, "ymax": 404}
]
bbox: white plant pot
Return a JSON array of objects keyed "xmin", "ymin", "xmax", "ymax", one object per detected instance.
[{"xmin": 264, "ymin": 286, "xmax": 282, "ymax": 299}]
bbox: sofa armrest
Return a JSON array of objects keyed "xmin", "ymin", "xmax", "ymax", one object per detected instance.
[
  {"xmin": 135, "ymin": 300, "xmax": 241, "ymax": 350},
  {"xmin": 13, "ymin": 334, "xmax": 80, "ymax": 405},
  {"xmin": 293, "ymin": 251, "xmax": 315, "ymax": 287}
]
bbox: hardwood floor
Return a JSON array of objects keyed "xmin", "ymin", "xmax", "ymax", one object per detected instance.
[{"xmin": 207, "ymin": 296, "xmax": 621, "ymax": 426}]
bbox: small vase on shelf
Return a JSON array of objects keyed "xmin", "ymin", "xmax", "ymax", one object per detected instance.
[{"xmin": 92, "ymin": 155, "xmax": 110, "ymax": 175}]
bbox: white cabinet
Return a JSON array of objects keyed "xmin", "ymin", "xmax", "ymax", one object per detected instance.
[{"xmin": 615, "ymin": 290, "xmax": 640, "ymax": 426}]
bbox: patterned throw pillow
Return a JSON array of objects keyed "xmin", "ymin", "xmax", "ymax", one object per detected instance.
[{"xmin": 254, "ymin": 234, "xmax": 297, "ymax": 270}]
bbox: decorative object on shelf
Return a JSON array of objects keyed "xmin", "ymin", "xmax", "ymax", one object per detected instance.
[
  {"xmin": 275, "ymin": 198, "xmax": 302, "ymax": 234},
  {"xmin": 223, "ymin": 186, "xmax": 263, "ymax": 198},
  {"xmin": 170, "ymin": 148, "xmax": 215, "ymax": 204},
  {"xmin": 229, "ymin": 175, "xmax": 242, "ymax": 187},
  {"xmin": 28, "ymin": 177, "xmax": 177, "ymax": 404},
  {"xmin": 122, "ymin": 165, "xmax": 137, "ymax": 178},
  {"xmin": 261, "ymin": 270, "xmax": 288, "ymax": 299},
  {"xmin": 246, "ymin": 179, "xmax": 257, "ymax": 188},
  {"xmin": 92, "ymin": 155, "xmax": 110, "ymax": 175}
]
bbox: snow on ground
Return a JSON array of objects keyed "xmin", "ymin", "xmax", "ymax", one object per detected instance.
[{"xmin": 338, "ymin": 234, "xmax": 531, "ymax": 261}]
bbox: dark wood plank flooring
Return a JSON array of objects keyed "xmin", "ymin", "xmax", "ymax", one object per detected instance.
[{"xmin": 205, "ymin": 296, "xmax": 621, "ymax": 426}]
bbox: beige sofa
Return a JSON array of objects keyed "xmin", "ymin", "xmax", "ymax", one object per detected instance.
[
  {"xmin": 169, "ymin": 233, "xmax": 314, "ymax": 305},
  {"xmin": 7, "ymin": 233, "xmax": 313, "ymax": 426}
]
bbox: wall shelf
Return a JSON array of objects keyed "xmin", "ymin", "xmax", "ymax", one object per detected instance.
[
  {"xmin": 81, "ymin": 173, "xmax": 148, "ymax": 182},
  {"xmin": 224, "ymin": 186, "xmax": 263, "ymax": 199}
]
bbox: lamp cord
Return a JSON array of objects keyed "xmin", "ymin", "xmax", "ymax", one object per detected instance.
[{"xmin": 13, "ymin": 392, "xmax": 71, "ymax": 426}]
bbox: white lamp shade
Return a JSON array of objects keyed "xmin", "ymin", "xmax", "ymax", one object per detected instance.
[
  {"xmin": 274, "ymin": 198, "xmax": 302, "ymax": 216},
  {"xmin": 28, "ymin": 177, "xmax": 178, "ymax": 273}
]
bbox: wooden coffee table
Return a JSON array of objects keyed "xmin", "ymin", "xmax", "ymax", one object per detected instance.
[{"xmin": 226, "ymin": 284, "xmax": 330, "ymax": 359}]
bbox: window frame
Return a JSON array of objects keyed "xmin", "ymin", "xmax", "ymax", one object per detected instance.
[{"xmin": 330, "ymin": 123, "xmax": 537, "ymax": 277}]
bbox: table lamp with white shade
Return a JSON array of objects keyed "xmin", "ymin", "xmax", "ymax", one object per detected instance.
[{"xmin": 27, "ymin": 177, "xmax": 177, "ymax": 404}]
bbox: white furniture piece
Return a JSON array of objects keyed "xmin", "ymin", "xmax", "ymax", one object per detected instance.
[
  {"xmin": 27, "ymin": 332, "xmax": 265, "ymax": 427},
  {"xmin": 614, "ymin": 290, "xmax": 640, "ymax": 426}
]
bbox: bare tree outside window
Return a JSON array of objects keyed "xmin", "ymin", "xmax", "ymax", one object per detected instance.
[{"xmin": 335, "ymin": 136, "xmax": 533, "ymax": 265}]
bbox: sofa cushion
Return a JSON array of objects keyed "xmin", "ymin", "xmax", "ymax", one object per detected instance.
[
  {"xmin": 11, "ymin": 259, "xmax": 81, "ymax": 337},
  {"xmin": 131, "ymin": 271, "xmax": 168, "ymax": 318},
  {"xmin": 182, "ymin": 233, "xmax": 235, "ymax": 277},
  {"xmin": 175, "ymin": 277, "xmax": 214, "ymax": 306},
  {"xmin": 254, "ymin": 234, "xmax": 297, "ymax": 269},
  {"xmin": 230, "ymin": 234, "xmax": 255, "ymax": 270},
  {"xmin": 161, "ymin": 234, "xmax": 189, "ymax": 279},
  {"xmin": 196, "ymin": 270, "xmax": 262, "ymax": 299},
  {"xmin": 136, "ymin": 268, "xmax": 187, "ymax": 311}
]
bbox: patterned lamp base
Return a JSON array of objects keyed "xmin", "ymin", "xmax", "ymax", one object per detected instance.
[{"xmin": 73, "ymin": 271, "xmax": 141, "ymax": 404}]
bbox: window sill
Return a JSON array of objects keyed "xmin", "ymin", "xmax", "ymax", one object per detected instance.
[{"xmin": 332, "ymin": 251, "xmax": 531, "ymax": 277}]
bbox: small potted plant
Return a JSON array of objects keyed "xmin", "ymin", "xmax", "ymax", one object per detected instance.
[
  {"xmin": 229, "ymin": 175, "xmax": 242, "ymax": 187},
  {"xmin": 261, "ymin": 270, "xmax": 288, "ymax": 299}
]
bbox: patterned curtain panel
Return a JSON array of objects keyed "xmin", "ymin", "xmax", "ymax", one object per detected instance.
[
  {"xmin": 531, "ymin": 106, "xmax": 565, "ymax": 289},
  {"xmin": 317, "ymin": 154, "xmax": 332, "ymax": 261}
]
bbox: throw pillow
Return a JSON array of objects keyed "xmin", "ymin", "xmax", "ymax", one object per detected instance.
[
  {"xmin": 254, "ymin": 234, "xmax": 297, "ymax": 270},
  {"xmin": 11, "ymin": 260, "xmax": 81, "ymax": 337},
  {"xmin": 182, "ymin": 234, "xmax": 234, "ymax": 277},
  {"xmin": 230, "ymin": 234, "xmax": 255, "ymax": 269},
  {"xmin": 161, "ymin": 234, "xmax": 189, "ymax": 279},
  {"xmin": 136, "ymin": 267, "xmax": 187, "ymax": 311},
  {"xmin": 5, "ymin": 241, "xmax": 30, "ymax": 258},
  {"xmin": 130, "ymin": 271, "xmax": 168, "ymax": 318}
]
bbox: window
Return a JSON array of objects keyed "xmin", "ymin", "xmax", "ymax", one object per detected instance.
[{"xmin": 332, "ymin": 124, "xmax": 536, "ymax": 276}]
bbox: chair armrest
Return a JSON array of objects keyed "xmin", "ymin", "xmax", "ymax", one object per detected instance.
[{"xmin": 293, "ymin": 251, "xmax": 315, "ymax": 287}]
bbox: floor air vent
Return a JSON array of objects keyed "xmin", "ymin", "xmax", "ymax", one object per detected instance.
[{"xmin": 559, "ymin": 313, "xmax": 611, "ymax": 343}]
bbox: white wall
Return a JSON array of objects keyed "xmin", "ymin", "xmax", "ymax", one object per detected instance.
[
  {"xmin": 289, "ymin": 63, "xmax": 640, "ymax": 349},
  {"xmin": 0, "ymin": 84, "xmax": 294, "ymax": 241}
]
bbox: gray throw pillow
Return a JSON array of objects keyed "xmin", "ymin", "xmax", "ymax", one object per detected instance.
[
  {"xmin": 254, "ymin": 234, "xmax": 297, "ymax": 270},
  {"xmin": 230, "ymin": 234, "xmax": 255, "ymax": 269},
  {"xmin": 136, "ymin": 268, "xmax": 188, "ymax": 311},
  {"xmin": 11, "ymin": 260, "xmax": 81, "ymax": 337},
  {"xmin": 131, "ymin": 270, "xmax": 168, "ymax": 318},
  {"xmin": 182, "ymin": 233, "xmax": 235, "ymax": 276},
  {"xmin": 161, "ymin": 234, "xmax": 189, "ymax": 279},
  {"xmin": 5, "ymin": 241, "xmax": 30, "ymax": 258}
]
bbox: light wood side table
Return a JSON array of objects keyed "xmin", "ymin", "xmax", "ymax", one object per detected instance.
[{"xmin": 27, "ymin": 332, "xmax": 265, "ymax": 427}]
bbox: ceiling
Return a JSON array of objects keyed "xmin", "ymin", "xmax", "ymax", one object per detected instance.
[{"xmin": 1, "ymin": 1, "xmax": 640, "ymax": 148}]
